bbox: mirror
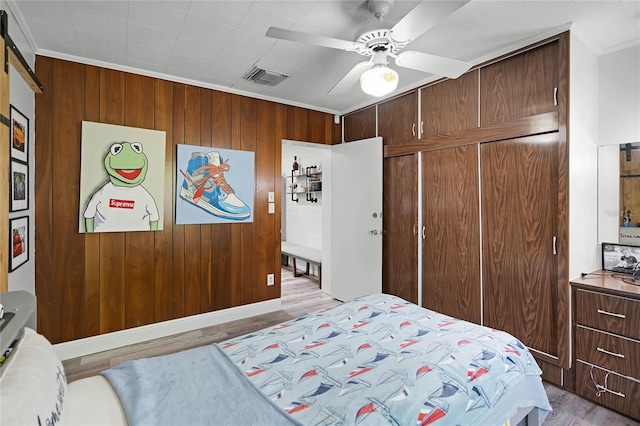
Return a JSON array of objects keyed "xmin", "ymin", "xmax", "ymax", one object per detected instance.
[{"xmin": 599, "ymin": 142, "xmax": 640, "ymax": 244}]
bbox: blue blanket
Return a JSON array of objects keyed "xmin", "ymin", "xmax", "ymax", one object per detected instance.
[
  {"xmin": 102, "ymin": 294, "xmax": 551, "ymax": 426},
  {"xmin": 102, "ymin": 344, "xmax": 300, "ymax": 426}
]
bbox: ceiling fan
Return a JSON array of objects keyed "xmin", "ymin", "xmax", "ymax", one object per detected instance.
[{"xmin": 266, "ymin": 0, "xmax": 472, "ymax": 97}]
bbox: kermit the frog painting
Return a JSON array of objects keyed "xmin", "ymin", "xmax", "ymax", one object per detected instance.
[{"xmin": 83, "ymin": 141, "xmax": 159, "ymax": 232}]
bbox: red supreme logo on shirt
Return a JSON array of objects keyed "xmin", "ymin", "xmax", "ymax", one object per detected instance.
[{"xmin": 110, "ymin": 199, "xmax": 135, "ymax": 209}]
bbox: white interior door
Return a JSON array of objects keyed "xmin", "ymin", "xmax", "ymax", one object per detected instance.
[{"xmin": 330, "ymin": 137, "xmax": 383, "ymax": 301}]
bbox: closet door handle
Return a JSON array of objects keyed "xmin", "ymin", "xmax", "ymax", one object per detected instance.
[
  {"xmin": 553, "ymin": 236, "xmax": 557, "ymax": 255},
  {"xmin": 422, "ymin": 225, "xmax": 426, "ymax": 240},
  {"xmin": 554, "ymin": 87, "xmax": 558, "ymax": 106},
  {"xmin": 596, "ymin": 347, "xmax": 625, "ymax": 359},
  {"xmin": 412, "ymin": 123, "xmax": 416, "ymax": 137}
]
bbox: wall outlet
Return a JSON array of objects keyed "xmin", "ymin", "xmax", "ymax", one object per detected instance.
[{"xmin": 267, "ymin": 273, "xmax": 275, "ymax": 286}]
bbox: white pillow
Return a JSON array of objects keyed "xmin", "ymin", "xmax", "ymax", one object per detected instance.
[{"xmin": 0, "ymin": 327, "xmax": 67, "ymax": 425}]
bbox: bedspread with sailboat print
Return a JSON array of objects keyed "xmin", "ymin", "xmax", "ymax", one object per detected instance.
[{"xmin": 218, "ymin": 293, "xmax": 546, "ymax": 426}]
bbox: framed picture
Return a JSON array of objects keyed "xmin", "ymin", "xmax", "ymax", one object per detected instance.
[
  {"xmin": 10, "ymin": 105, "xmax": 29, "ymax": 163},
  {"xmin": 10, "ymin": 160, "xmax": 28, "ymax": 212},
  {"xmin": 175, "ymin": 144, "xmax": 254, "ymax": 225},
  {"xmin": 78, "ymin": 121, "xmax": 166, "ymax": 233},
  {"xmin": 9, "ymin": 216, "xmax": 29, "ymax": 272},
  {"xmin": 602, "ymin": 242, "xmax": 640, "ymax": 274}
]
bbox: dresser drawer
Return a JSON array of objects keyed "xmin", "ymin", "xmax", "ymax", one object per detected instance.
[
  {"xmin": 575, "ymin": 289, "xmax": 640, "ymax": 340},
  {"xmin": 575, "ymin": 326, "xmax": 640, "ymax": 378},
  {"xmin": 575, "ymin": 361, "xmax": 640, "ymax": 420}
]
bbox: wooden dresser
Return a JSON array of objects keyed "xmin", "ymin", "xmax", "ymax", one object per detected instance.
[{"xmin": 570, "ymin": 272, "xmax": 640, "ymax": 420}]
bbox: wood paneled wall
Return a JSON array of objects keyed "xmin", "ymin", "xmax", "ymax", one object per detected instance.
[{"xmin": 34, "ymin": 56, "xmax": 338, "ymax": 344}]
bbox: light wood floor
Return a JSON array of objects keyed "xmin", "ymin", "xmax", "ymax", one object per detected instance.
[{"xmin": 62, "ymin": 270, "xmax": 638, "ymax": 425}]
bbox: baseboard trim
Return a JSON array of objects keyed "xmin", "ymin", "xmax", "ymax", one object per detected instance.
[{"xmin": 53, "ymin": 298, "xmax": 282, "ymax": 361}]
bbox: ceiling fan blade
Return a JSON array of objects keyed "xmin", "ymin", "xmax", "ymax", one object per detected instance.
[
  {"xmin": 389, "ymin": 1, "xmax": 469, "ymax": 44},
  {"xmin": 328, "ymin": 61, "xmax": 373, "ymax": 95},
  {"xmin": 266, "ymin": 27, "xmax": 360, "ymax": 51},
  {"xmin": 395, "ymin": 51, "xmax": 472, "ymax": 79}
]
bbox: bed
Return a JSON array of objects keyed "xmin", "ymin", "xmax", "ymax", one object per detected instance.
[{"xmin": 0, "ymin": 293, "xmax": 551, "ymax": 425}]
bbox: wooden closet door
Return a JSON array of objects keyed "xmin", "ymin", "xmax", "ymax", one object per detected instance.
[
  {"xmin": 378, "ymin": 91, "xmax": 418, "ymax": 146},
  {"xmin": 420, "ymin": 70, "xmax": 479, "ymax": 138},
  {"xmin": 383, "ymin": 154, "xmax": 418, "ymax": 303},
  {"xmin": 480, "ymin": 41, "xmax": 559, "ymax": 127},
  {"xmin": 344, "ymin": 105, "xmax": 377, "ymax": 142},
  {"xmin": 481, "ymin": 132, "xmax": 559, "ymax": 357},
  {"xmin": 422, "ymin": 145, "xmax": 481, "ymax": 323}
]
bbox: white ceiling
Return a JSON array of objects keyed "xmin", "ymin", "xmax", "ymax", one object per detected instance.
[{"xmin": 8, "ymin": 0, "xmax": 640, "ymax": 114}]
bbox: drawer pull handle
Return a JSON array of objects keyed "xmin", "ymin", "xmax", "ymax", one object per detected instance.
[
  {"xmin": 597, "ymin": 309, "xmax": 625, "ymax": 319},
  {"xmin": 597, "ymin": 386, "xmax": 626, "ymax": 398},
  {"xmin": 596, "ymin": 347, "xmax": 625, "ymax": 359},
  {"xmin": 590, "ymin": 366, "xmax": 626, "ymax": 399}
]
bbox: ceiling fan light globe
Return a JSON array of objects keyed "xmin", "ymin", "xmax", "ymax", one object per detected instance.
[{"xmin": 360, "ymin": 66, "xmax": 398, "ymax": 97}]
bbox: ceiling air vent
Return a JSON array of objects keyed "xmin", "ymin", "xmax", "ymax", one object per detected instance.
[{"xmin": 242, "ymin": 65, "xmax": 289, "ymax": 86}]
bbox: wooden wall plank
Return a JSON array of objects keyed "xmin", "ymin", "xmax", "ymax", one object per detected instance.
[
  {"xmin": 287, "ymin": 106, "xmax": 307, "ymax": 142},
  {"xmin": 256, "ymin": 100, "xmax": 276, "ymax": 302},
  {"xmin": 98, "ymin": 68, "xmax": 126, "ymax": 334},
  {"xmin": 34, "ymin": 56, "xmax": 54, "ymax": 338},
  {"xmin": 153, "ymin": 78, "xmax": 174, "ymax": 322},
  {"xmin": 83, "ymin": 65, "xmax": 101, "ymax": 337},
  {"xmin": 230, "ymin": 94, "xmax": 242, "ymax": 307},
  {"xmin": 52, "ymin": 60, "xmax": 85, "ymax": 342},
  {"xmin": 171, "ymin": 83, "xmax": 186, "ymax": 319},
  {"xmin": 124, "ymin": 73, "xmax": 156, "ymax": 328},
  {"xmin": 274, "ymin": 103, "xmax": 287, "ymax": 295},
  {"xmin": 183, "ymin": 84, "xmax": 202, "ymax": 317},
  {"xmin": 211, "ymin": 91, "xmax": 233, "ymax": 310},
  {"xmin": 240, "ymin": 97, "xmax": 257, "ymax": 305},
  {"xmin": 308, "ymin": 109, "xmax": 325, "ymax": 143},
  {"xmin": 199, "ymin": 89, "xmax": 213, "ymax": 312}
]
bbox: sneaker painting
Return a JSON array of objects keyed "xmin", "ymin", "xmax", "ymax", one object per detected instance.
[{"xmin": 176, "ymin": 145, "xmax": 254, "ymax": 224}]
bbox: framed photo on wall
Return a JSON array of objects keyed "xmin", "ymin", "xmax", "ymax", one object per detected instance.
[
  {"xmin": 10, "ymin": 105, "xmax": 29, "ymax": 163},
  {"xmin": 10, "ymin": 160, "xmax": 28, "ymax": 212},
  {"xmin": 9, "ymin": 216, "xmax": 29, "ymax": 272}
]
